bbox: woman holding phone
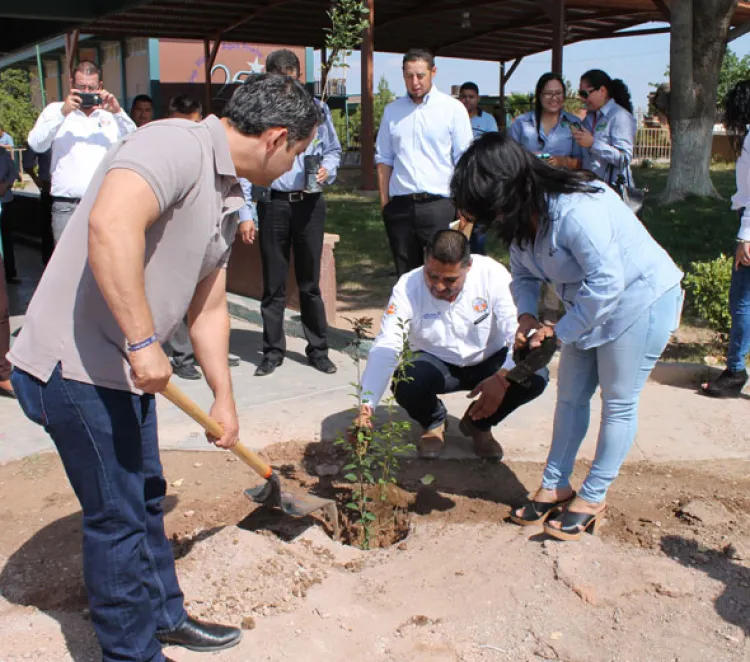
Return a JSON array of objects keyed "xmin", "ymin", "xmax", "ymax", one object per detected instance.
[
  {"xmin": 509, "ymin": 73, "xmax": 582, "ymax": 168},
  {"xmin": 572, "ymin": 69, "xmax": 637, "ymax": 184}
]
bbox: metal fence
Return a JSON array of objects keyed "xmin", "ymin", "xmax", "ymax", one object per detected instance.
[{"xmin": 634, "ymin": 113, "xmax": 671, "ymax": 163}]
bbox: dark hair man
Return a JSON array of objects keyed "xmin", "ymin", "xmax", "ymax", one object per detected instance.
[
  {"xmin": 11, "ymin": 74, "xmax": 320, "ymax": 662},
  {"xmin": 168, "ymin": 95, "xmax": 203, "ymax": 122},
  {"xmin": 375, "ymin": 49, "xmax": 473, "ymax": 277},
  {"xmin": 130, "ymin": 93, "xmax": 154, "ymax": 127},
  {"xmin": 459, "ymin": 81, "xmax": 499, "ymax": 139},
  {"xmin": 354, "ymin": 229, "xmax": 547, "ymax": 459},
  {"xmin": 248, "ymin": 48, "xmax": 343, "ymax": 378}
]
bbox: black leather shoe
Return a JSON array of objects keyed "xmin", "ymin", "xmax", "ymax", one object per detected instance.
[
  {"xmin": 701, "ymin": 368, "xmax": 748, "ymax": 398},
  {"xmin": 309, "ymin": 355, "xmax": 337, "ymax": 374},
  {"xmin": 255, "ymin": 355, "xmax": 283, "ymax": 376},
  {"xmin": 171, "ymin": 361, "xmax": 202, "ymax": 381},
  {"xmin": 156, "ymin": 616, "xmax": 242, "ymax": 652}
]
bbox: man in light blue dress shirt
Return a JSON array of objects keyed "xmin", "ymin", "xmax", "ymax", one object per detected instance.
[
  {"xmin": 376, "ymin": 48, "xmax": 473, "ymax": 276},
  {"xmin": 253, "ymin": 49, "xmax": 342, "ymax": 378}
]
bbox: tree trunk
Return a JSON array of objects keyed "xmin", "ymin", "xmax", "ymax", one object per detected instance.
[{"xmin": 661, "ymin": 0, "xmax": 738, "ymax": 203}]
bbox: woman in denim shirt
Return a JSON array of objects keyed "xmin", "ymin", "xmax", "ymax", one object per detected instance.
[
  {"xmin": 509, "ymin": 73, "xmax": 582, "ymax": 169},
  {"xmin": 452, "ymin": 134, "xmax": 683, "ymax": 541},
  {"xmin": 573, "ymin": 69, "xmax": 637, "ymax": 186}
]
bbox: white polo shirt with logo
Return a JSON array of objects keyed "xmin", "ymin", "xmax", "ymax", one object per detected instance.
[{"xmin": 360, "ymin": 254, "xmax": 518, "ymax": 407}]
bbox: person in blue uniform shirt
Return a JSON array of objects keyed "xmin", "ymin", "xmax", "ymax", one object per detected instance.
[
  {"xmin": 452, "ymin": 133, "xmax": 683, "ymax": 542},
  {"xmin": 376, "ymin": 48, "xmax": 473, "ymax": 277},
  {"xmin": 509, "ymin": 72, "xmax": 582, "ymax": 169},
  {"xmin": 459, "ymin": 82, "xmax": 499, "ymax": 139},
  {"xmin": 573, "ymin": 69, "xmax": 637, "ymax": 186},
  {"xmin": 252, "ymin": 49, "xmax": 342, "ymax": 378}
]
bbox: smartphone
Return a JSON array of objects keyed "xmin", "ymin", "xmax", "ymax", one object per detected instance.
[{"xmin": 79, "ymin": 92, "xmax": 102, "ymax": 109}]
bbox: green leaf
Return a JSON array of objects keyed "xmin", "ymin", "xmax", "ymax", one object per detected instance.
[
  {"xmin": 344, "ymin": 473, "xmax": 358, "ymax": 482},
  {"xmin": 362, "ymin": 512, "xmax": 377, "ymax": 521},
  {"xmin": 346, "ymin": 502, "xmax": 360, "ymax": 511},
  {"xmin": 420, "ymin": 473, "xmax": 436, "ymax": 486},
  {"xmin": 343, "ymin": 464, "xmax": 357, "ymax": 471}
]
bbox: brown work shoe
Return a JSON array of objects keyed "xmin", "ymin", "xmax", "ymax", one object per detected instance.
[
  {"xmin": 418, "ymin": 421, "xmax": 446, "ymax": 459},
  {"xmin": 459, "ymin": 412, "xmax": 503, "ymax": 460}
]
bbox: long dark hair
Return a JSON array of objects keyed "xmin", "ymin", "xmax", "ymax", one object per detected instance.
[
  {"xmin": 581, "ymin": 69, "xmax": 633, "ymax": 114},
  {"xmin": 724, "ymin": 80, "xmax": 750, "ymax": 157},
  {"xmin": 534, "ymin": 72, "xmax": 565, "ymax": 147},
  {"xmin": 451, "ymin": 133, "xmax": 600, "ymax": 248}
]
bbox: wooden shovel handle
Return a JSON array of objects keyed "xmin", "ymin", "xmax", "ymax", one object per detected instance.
[{"xmin": 160, "ymin": 381, "xmax": 273, "ymax": 479}]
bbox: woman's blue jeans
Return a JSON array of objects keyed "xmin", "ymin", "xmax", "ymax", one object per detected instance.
[
  {"xmin": 542, "ymin": 285, "xmax": 682, "ymax": 504},
  {"xmin": 727, "ymin": 264, "xmax": 750, "ymax": 372}
]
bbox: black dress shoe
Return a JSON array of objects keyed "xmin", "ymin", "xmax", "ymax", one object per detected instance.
[
  {"xmin": 171, "ymin": 361, "xmax": 202, "ymax": 381},
  {"xmin": 156, "ymin": 616, "xmax": 241, "ymax": 652},
  {"xmin": 255, "ymin": 355, "xmax": 283, "ymax": 376},
  {"xmin": 701, "ymin": 368, "xmax": 748, "ymax": 398},
  {"xmin": 309, "ymin": 355, "xmax": 337, "ymax": 374}
]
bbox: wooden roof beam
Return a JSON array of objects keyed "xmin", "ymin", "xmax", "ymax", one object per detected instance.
[{"xmin": 433, "ymin": 7, "xmax": 635, "ymax": 53}]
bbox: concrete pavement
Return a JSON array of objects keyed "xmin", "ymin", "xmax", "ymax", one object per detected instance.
[{"xmin": 2, "ymin": 309, "xmax": 749, "ymax": 466}]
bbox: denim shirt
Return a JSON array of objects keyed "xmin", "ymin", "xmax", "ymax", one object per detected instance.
[
  {"xmin": 510, "ymin": 183, "xmax": 683, "ymax": 349},
  {"xmin": 581, "ymin": 99, "xmax": 636, "ymax": 183},
  {"xmin": 509, "ymin": 111, "xmax": 583, "ymax": 159}
]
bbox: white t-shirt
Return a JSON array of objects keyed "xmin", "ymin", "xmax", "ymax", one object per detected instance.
[
  {"xmin": 360, "ymin": 255, "xmax": 518, "ymax": 407},
  {"xmin": 28, "ymin": 102, "xmax": 136, "ymax": 199}
]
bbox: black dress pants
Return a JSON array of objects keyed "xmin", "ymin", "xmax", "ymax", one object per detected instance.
[
  {"xmin": 383, "ymin": 195, "xmax": 456, "ymax": 277},
  {"xmin": 393, "ymin": 349, "xmax": 548, "ymax": 431},
  {"xmin": 258, "ymin": 193, "xmax": 328, "ymax": 359}
]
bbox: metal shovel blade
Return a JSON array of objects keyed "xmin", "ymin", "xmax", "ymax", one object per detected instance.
[{"xmin": 243, "ymin": 473, "xmax": 337, "ymax": 518}]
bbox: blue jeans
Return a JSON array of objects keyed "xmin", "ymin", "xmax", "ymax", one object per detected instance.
[
  {"xmin": 727, "ymin": 264, "xmax": 750, "ymax": 372},
  {"xmin": 12, "ymin": 365, "xmax": 186, "ymax": 662},
  {"xmin": 542, "ymin": 285, "xmax": 682, "ymax": 503}
]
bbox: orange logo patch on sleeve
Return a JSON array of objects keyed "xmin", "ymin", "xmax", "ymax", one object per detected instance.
[
  {"xmin": 472, "ymin": 298, "xmax": 488, "ymax": 313},
  {"xmin": 386, "ymin": 303, "xmax": 397, "ymax": 316}
]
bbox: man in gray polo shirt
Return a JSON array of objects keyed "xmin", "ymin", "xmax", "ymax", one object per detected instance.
[{"xmin": 9, "ymin": 75, "xmax": 320, "ymax": 662}]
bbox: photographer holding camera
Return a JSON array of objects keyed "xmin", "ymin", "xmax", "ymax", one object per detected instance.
[{"xmin": 28, "ymin": 60, "xmax": 136, "ymax": 244}]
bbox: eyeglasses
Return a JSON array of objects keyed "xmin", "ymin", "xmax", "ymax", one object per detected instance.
[
  {"xmin": 541, "ymin": 91, "xmax": 564, "ymax": 99},
  {"xmin": 578, "ymin": 89, "xmax": 594, "ymax": 99}
]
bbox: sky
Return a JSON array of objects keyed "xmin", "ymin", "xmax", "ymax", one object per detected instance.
[{"xmin": 316, "ymin": 22, "xmax": 750, "ymax": 116}]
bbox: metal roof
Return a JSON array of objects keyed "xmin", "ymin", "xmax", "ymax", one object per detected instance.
[{"xmin": 3, "ymin": 1, "xmax": 750, "ymax": 63}]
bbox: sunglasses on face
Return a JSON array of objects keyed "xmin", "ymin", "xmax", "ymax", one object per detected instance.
[{"xmin": 578, "ymin": 88, "xmax": 595, "ymax": 99}]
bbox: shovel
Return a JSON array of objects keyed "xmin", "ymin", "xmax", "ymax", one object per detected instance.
[{"xmin": 161, "ymin": 382, "xmax": 338, "ymax": 523}]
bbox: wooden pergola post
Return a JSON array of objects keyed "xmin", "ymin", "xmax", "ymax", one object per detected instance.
[
  {"xmin": 203, "ymin": 38, "xmax": 222, "ymax": 116},
  {"xmin": 64, "ymin": 30, "xmax": 80, "ymax": 81},
  {"xmin": 498, "ymin": 57, "xmax": 522, "ymax": 131},
  {"xmin": 360, "ymin": 0, "xmax": 375, "ymax": 191},
  {"xmin": 550, "ymin": 0, "xmax": 565, "ymax": 75},
  {"xmin": 499, "ymin": 62, "xmax": 507, "ymax": 131}
]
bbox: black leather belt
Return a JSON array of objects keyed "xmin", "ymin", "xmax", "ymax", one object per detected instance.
[
  {"xmin": 52, "ymin": 196, "xmax": 80, "ymax": 203},
  {"xmin": 270, "ymin": 190, "xmax": 321, "ymax": 203},
  {"xmin": 393, "ymin": 193, "xmax": 445, "ymax": 203}
]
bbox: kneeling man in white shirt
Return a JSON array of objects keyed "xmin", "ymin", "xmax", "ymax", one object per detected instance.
[{"xmin": 356, "ymin": 229, "xmax": 547, "ymax": 460}]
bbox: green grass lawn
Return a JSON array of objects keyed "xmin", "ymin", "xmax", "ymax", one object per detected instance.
[{"xmin": 635, "ymin": 164, "xmax": 738, "ymax": 271}]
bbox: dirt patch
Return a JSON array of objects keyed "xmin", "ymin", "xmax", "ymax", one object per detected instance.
[{"xmin": 3, "ymin": 447, "xmax": 750, "ymax": 661}]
